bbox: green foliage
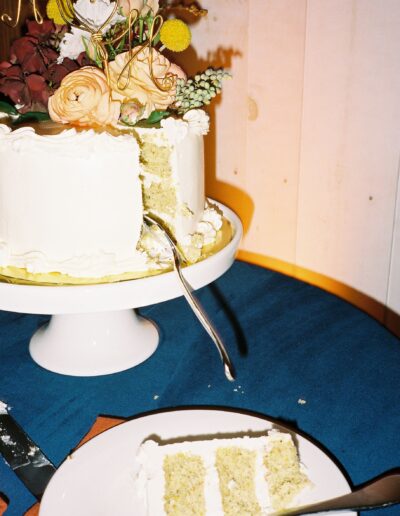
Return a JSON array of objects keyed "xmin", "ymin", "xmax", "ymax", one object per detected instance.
[
  {"xmin": 146, "ymin": 110, "xmax": 170, "ymax": 124},
  {"xmin": 12, "ymin": 112, "xmax": 51, "ymax": 125},
  {"xmin": 0, "ymin": 101, "xmax": 18, "ymax": 116},
  {"xmin": 134, "ymin": 110, "xmax": 170, "ymax": 127},
  {"xmin": 174, "ymin": 68, "xmax": 231, "ymax": 113},
  {"xmin": 0, "ymin": 102, "xmax": 50, "ymax": 124}
]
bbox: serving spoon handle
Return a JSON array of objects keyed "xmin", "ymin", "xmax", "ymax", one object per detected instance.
[
  {"xmin": 143, "ymin": 214, "xmax": 235, "ymax": 382},
  {"xmin": 273, "ymin": 471, "xmax": 400, "ymax": 515}
]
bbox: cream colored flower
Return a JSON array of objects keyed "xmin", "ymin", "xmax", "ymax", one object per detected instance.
[
  {"xmin": 108, "ymin": 46, "xmax": 186, "ymax": 118},
  {"xmin": 48, "ymin": 67, "xmax": 121, "ymax": 127},
  {"xmin": 119, "ymin": 0, "xmax": 159, "ymax": 18},
  {"xmin": 120, "ymin": 100, "xmax": 145, "ymax": 125}
]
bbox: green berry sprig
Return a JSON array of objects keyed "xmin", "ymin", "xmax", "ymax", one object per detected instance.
[{"xmin": 174, "ymin": 68, "xmax": 231, "ymax": 113}]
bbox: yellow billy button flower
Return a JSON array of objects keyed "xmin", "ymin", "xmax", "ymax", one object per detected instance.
[
  {"xmin": 160, "ymin": 19, "xmax": 191, "ymax": 52},
  {"xmin": 46, "ymin": 0, "xmax": 73, "ymax": 25}
]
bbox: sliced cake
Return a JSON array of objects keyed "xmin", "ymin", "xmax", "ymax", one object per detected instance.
[{"xmin": 135, "ymin": 430, "xmax": 311, "ymax": 515}]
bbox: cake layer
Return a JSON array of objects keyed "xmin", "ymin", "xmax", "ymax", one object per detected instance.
[
  {"xmin": 137, "ymin": 115, "xmax": 205, "ymax": 243},
  {"xmin": 135, "ymin": 430, "xmax": 311, "ymax": 515}
]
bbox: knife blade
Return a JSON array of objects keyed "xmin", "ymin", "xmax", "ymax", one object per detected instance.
[{"xmin": 0, "ymin": 401, "xmax": 56, "ymax": 500}]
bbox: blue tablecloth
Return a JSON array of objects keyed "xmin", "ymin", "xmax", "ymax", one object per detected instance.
[{"xmin": 0, "ymin": 260, "xmax": 399, "ymax": 515}]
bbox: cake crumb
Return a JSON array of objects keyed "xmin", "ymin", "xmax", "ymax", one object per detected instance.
[
  {"xmin": 207, "ymin": 384, "xmax": 211, "ymax": 388},
  {"xmin": 153, "ymin": 394, "xmax": 159, "ymax": 400},
  {"xmin": 297, "ymin": 398, "xmax": 307, "ymax": 405}
]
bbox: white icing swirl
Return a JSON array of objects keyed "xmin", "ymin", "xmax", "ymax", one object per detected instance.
[
  {"xmin": 0, "ymin": 124, "xmax": 136, "ymax": 158},
  {"xmin": 0, "ymin": 124, "xmax": 11, "ymax": 135},
  {"xmin": 183, "ymin": 109, "xmax": 210, "ymax": 135},
  {"xmin": 160, "ymin": 117, "xmax": 189, "ymax": 144}
]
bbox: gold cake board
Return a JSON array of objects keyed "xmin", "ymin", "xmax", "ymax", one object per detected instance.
[{"xmin": 0, "ymin": 219, "xmax": 233, "ymax": 286}]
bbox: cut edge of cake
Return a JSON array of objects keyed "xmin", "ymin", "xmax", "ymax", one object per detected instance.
[{"xmin": 135, "ymin": 430, "xmax": 313, "ymax": 515}]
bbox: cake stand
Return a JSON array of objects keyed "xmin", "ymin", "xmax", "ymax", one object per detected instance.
[{"xmin": 0, "ymin": 203, "xmax": 242, "ymax": 376}]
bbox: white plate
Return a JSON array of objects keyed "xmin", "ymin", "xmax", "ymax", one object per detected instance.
[{"xmin": 39, "ymin": 407, "xmax": 353, "ymax": 515}]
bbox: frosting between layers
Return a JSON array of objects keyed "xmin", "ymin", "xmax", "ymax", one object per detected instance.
[
  {"xmin": 136, "ymin": 117, "xmax": 206, "ymax": 243},
  {"xmin": 135, "ymin": 431, "xmax": 311, "ymax": 516},
  {"xmin": 136, "ymin": 436, "xmax": 272, "ymax": 515}
]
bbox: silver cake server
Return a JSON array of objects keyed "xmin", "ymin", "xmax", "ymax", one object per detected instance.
[
  {"xmin": 269, "ymin": 470, "xmax": 400, "ymax": 515},
  {"xmin": 143, "ymin": 213, "xmax": 235, "ymax": 382}
]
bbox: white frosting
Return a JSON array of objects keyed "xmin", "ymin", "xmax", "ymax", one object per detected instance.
[
  {"xmin": 0, "ymin": 401, "xmax": 8, "ymax": 413},
  {"xmin": 0, "ymin": 118, "xmax": 218, "ymax": 279},
  {"xmin": 135, "ymin": 435, "xmax": 279, "ymax": 515},
  {"xmin": 159, "ymin": 110, "xmax": 210, "ymax": 144},
  {"xmin": 183, "ymin": 109, "xmax": 210, "ymax": 135},
  {"xmin": 160, "ymin": 117, "xmax": 189, "ymax": 144},
  {"xmin": 0, "ymin": 124, "xmax": 146, "ymax": 277}
]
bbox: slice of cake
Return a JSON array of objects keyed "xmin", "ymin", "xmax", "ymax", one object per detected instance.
[{"xmin": 135, "ymin": 430, "xmax": 311, "ymax": 515}]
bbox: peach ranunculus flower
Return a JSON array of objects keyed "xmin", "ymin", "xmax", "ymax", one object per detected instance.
[
  {"xmin": 48, "ymin": 67, "xmax": 121, "ymax": 127},
  {"xmin": 119, "ymin": 0, "xmax": 159, "ymax": 18},
  {"xmin": 108, "ymin": 46, "xmax": 186, "ymax": 118}
]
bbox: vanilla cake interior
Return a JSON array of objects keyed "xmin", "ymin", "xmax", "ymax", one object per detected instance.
[{"xmin": 135, "ymin": 430, "xmax": 311, "ymax": 515}]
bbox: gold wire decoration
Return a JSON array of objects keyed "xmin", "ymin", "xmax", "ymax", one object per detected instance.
[
  {"xmin": 1, "ymin": 0, "xmax": 180, "ymax": 94},
  {"xmin": 0, "ymin": 0, "xmax": 199, "ymax": 95},
  {"xmin": 54, "ymin": 0, "xmax": 176, "ymax": 94},
  {"xmin": 147, "ymin": 14, "xmax": 176, "ymax": 92},
  {"xmin": 116, "ymin": 13, "xmax": 175, "ymax": 94},
  {"xmin": 55, "ymin": 0, "xmax": 125, "ymax": 83},
  {"xmin": 1, "ymin": 0, "xmax": 43, "ymax": 27}
]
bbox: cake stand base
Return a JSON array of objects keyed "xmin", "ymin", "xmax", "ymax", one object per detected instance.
[
  {"xmin": 0, "ymin": 202, "xmax": 241, "ymax": 377},
  {"xmin": 29, "ymin": 310, "xmax": 158, "ymax": 376}
]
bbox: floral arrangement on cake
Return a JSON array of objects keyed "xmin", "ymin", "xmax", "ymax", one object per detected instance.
[{"xmin": 0, "ymin": 0, "xmax": 230, "ymax": 127}]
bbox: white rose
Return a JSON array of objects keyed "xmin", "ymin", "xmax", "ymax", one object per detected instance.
[
  {"xmin": 75, "ymin": 0, "xmax": 124, "ymax": 27},
  {"xmin": 58, "ymin": 0, "xmax": 124, "ymax": 62}
]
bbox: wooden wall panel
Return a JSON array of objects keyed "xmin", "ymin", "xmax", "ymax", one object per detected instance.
[
  {"xmin": 175, "ymin": 0, "xmax": 400, "ymax": 318},
  {"xmin": 296, "ymin": 0, "xmax": 400, "ymax": 304},
  {"xmin": 388, "ymin": 176, "xmax": 400, "ymax": 314},
  {"xmin": 178, "ymin": 0, "xmax": 251, "ymax": 233},
  {"xmin": 243, "ymin": 0, "xmax": 306, "ymax": 261}
]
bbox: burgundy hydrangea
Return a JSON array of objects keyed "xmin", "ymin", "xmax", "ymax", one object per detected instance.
[{"xmin": 0, "ymin": 20, "xmax": 90, "ymax": 113}]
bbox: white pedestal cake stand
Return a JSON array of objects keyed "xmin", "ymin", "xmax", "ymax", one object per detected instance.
[{"xmin": 0, "ymin": 204, "xmax": 242, "ymax": 376}]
